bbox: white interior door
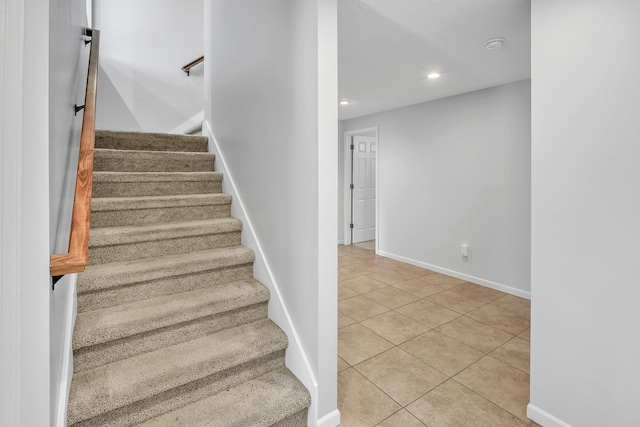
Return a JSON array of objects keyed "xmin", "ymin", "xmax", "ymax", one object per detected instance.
[{"xmin": 352, "ymin": 135, "xmax": 376, "ymax": 243}]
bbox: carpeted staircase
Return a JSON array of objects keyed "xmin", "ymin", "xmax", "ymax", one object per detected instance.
[{"xmin": 67, "ymin": 130, "xmax": 310, "ymax": 426}]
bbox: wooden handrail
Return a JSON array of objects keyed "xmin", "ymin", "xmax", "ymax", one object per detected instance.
[
  {"xmin": 50, "ymin": 28, "xmax": 100, "ymax": 278},
  {"xmin": 181, "ymin": 55, "xmax": 204, "ymax": 76}
]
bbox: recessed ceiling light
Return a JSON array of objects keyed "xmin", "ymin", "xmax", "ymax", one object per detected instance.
[
  {"xmin": 485, "ymin": 37, "xmax": 506, "ymax": 50},
  {"xmin": 427, "ymin": 72, "xmax": 440, "ymax": 79},
  {"xmin": 339, "ymin": 100, "xmax": 351, "ymax": 105}
]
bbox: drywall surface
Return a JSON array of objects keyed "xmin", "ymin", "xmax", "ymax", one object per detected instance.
[
  {"xmin": 337, "ymin": 120, "xmax": 344, "ymax": 243},
  {"xmin": 205, "ymin": 0, "xmax": 338, "ymax": 424},
  {"xmin": 49, "ymin": 0, "xmax": 87, "ymax": 254},
  {"xmin": 317, "ymin": 1, "xmax": 339, "ymax": 419},
  {"xmin": 341, "ymin": 80, "xmax": 531, "ymax": 295},
  {"xmin": 93, "ymin": 0, "xmax": 204, "ymax": 133},
  {"xmin": 48, "ymin": 2, "xmax": 87, "ymax": 425},
  {"xmin": 529, "ymin": 1, "xmax": 640, "ymax": 426},
  {"xmin": 1, "ymin": 0, "xmax": 51, "ymax": 425}
]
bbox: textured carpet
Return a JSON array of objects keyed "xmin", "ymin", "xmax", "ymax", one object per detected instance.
[{"xmin": 67, "ymin": 130, "xmax": 310, "ymax": 426}]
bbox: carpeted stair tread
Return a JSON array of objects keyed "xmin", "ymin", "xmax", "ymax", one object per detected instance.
[
  {"xmin": 92, "ymin": 193, "xmax": 232, "ymax": 211},
  {"xmin": 69, "ymin": 129, "xmax": 310, "ymax": 425},
  {"xmin": 95, "ymin": 129, "xmax": 208, "ymax": 152},
  {"xmin": 89, "ymin": 218, "xmax": 242, "ymax": 247},
  {"xmin": 137, "ymin": 368, "xmax": 310, "ymax": 427},
  {"xmin": 78, "ymin": 246, "xmax": 254, "ymax": 294},
  {"xmin": 88, "ymin": 218, "xmax": 243, "ymax": 264},
  {"xmin": 94, "ymin": 148, "xmax": 214, "ymax": 172},
  {"xmin": 67, "ymin": 319, "xmax": 287, "ymax": 426},
  {"xmin": 93, "ymin": 171, "xmax": 222, "ymax": 183},
  {"xmin": 73, "ymin": 279, "xmax": 269, "ymax": 350},
  {"xmin": 70, "ymin": 351, "xmax": 286, "ymax": 427},
  {"xmin": 73, "ymin": 303, "xmax": 269, "ymax": 374},
  {"xmin": 90, "ymin": 193, "xmax": 232, "ymax": 228},
  {"xmin": 93, "ymin": 171, "xmax": 223, "ymax": 197}
]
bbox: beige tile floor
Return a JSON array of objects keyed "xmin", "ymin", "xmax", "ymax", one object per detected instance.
[{"xmin": 338, "ymin": 242, "xmax": 539, "ymax": 427}]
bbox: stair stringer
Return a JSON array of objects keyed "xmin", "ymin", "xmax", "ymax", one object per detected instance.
[
  {"xmin": 203, "ymin": 121, "xmax": 320, "ymax": 426},
  {"xmin": 53, "ymin": 274, "xmax": 78, "ymax": 427},
  {"xmin": 168, "ymin": 110, "xmax": 204, "ymax": 135}
]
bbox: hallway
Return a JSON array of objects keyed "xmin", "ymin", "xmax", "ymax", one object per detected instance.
[{"xmin": 338, "ymin": 243, "xmax": 537, "ymax": 426}]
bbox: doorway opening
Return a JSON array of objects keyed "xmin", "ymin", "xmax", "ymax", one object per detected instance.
[{"xmin": 343, "ymin": 127, "xmax": 378, "ymax": 250}]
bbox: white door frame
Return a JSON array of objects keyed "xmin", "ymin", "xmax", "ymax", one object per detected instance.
[{"xmin": 343, "ymin": 126, "xmax": 379, "ymax": 249}]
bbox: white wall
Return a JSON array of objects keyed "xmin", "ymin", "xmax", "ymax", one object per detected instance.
[
  {"xmin": 529, "ymin": 2, "xmax": 640, "ymax": 426},
  {"xmin": 341, "ymin": 80, "xmax": 531, "ymax": 296},
  {"xmin": 337, "ymin": 120, "xmax": 344, "ymax": 243},
  {"xmin": 205, "ymin": 1, "xmax": 338, "ymax": 425},
  {"xmin": 48, "ymin": 2, "xmax": 88, "ymax": 424},
  {"xmin": 0, "ymin": 0, "xmax": 51, "ymax": 425},
  {"xmin": 93, "ymin": 0, "xmax": 204, "ymax": 133},
  {"xmin": 49, "ymin": 0, "xmax": 87, "ymax": 256}
]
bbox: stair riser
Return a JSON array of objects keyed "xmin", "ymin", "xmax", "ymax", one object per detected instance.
[
  {"xmin": 79, "ymin": 247, "xmax": 254, "ymax": 293},
  {"xmin": 136, "ymin": 368, "xmax": 310, "ymax": 427},
  {"xmin": 78, "ymin": 264, "xmax": 254, "ymax": 312},
  {"xmin": 74, "ymin": 281, "xmax": 267, "ymax": 349},
  {"xmin": 71, "ymin": 131, "xmax": 310, "ymax": 425},
  {"xmin": 95, "ymin": 131, "xmax": 208, "ymax": 152},
  {"xmin": 272, "ymin": 409, "xmax": 309, "ymax": 427},
  {"xmin": 88, "ymin": 231, "xmax": 241, "ymax": 265},
  {"xmin": 94, "ymin": 151, "xmax": 214, "ymax": 173},
  {"xmin": 91, "ymin": 204, "xmax": 231, "ymax": 227},
  {"xmin": 70, "ymin": 350, "xmax": 286, "ymax": 426},
  {"xmin": 74, "ymin": 303, "xmax": 268, "ymax": 373},
  {"xmin": 93, "ymin": 181, "xmax": 222, "ymax": 198}
]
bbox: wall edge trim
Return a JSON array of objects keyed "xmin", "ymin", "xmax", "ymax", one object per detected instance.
[
  {"xmin": 202, "ymin": 120, "xmax": 320, "ymax": 422},
  {"xmin": 378, "ymin": 250, "xmax": 531, "ymax": 300},
  {"xmin": 55, "ymin": 274, "xmax": 77, "ymax": 427},
  {"xmin": 527, "ymin": 403, "xmax": 573, "ymax": 427},
  {"xmin": 316, "ymin": 409, "xmax": 341, "ymax": 427}
]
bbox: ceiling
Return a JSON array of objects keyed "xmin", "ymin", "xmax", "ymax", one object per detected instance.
[{"xmin": 338, "ymin": 0, "xmax": 531, "ymax": 120}]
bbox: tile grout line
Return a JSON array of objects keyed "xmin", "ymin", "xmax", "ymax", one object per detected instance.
[{"xmin": 338, "ymin": 244, "xmax": 532, "ymax": 426}]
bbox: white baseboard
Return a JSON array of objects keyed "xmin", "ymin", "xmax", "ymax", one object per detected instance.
[
  {"xmin": 168, "ymin": 110, "xmax": 204, "ymax": 135},
  {"xmin": 202, "ymin": 121, "xmax": 320, "ymax": 425},
  {"xmin": 316, "ymin": 409, "xmax": 340, "ymax": 427},
  {"xmin": 55, "ymin": 275, "xmax": 78, "ymax": 427},
  {"xmin": 377, "ymin": 250, "xmax": 531, "ymax": 300},
  {"xmin": 527, "ymin": 404, "xmax": 573, "ymax": 427},
  {"xmin": 337, "ymin": 240, "xmax": 344, "ymax": 245}
]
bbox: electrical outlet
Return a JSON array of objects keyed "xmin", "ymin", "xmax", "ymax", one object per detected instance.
[{"xmin": 461, "ymin": 244, "xmax": 469, "ymax": 257}]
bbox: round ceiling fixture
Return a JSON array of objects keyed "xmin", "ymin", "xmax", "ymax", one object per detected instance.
[
  {"xmin": 427, "ymin": 72, "xmax": 441, "ymax": 79},
  {"xmin": 339, "ymin": 99, "xmax": 351, "ymax": 105},
  {"xmin": 485, "ymin": 37, "xmax": 506, "ymax": 50}
]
